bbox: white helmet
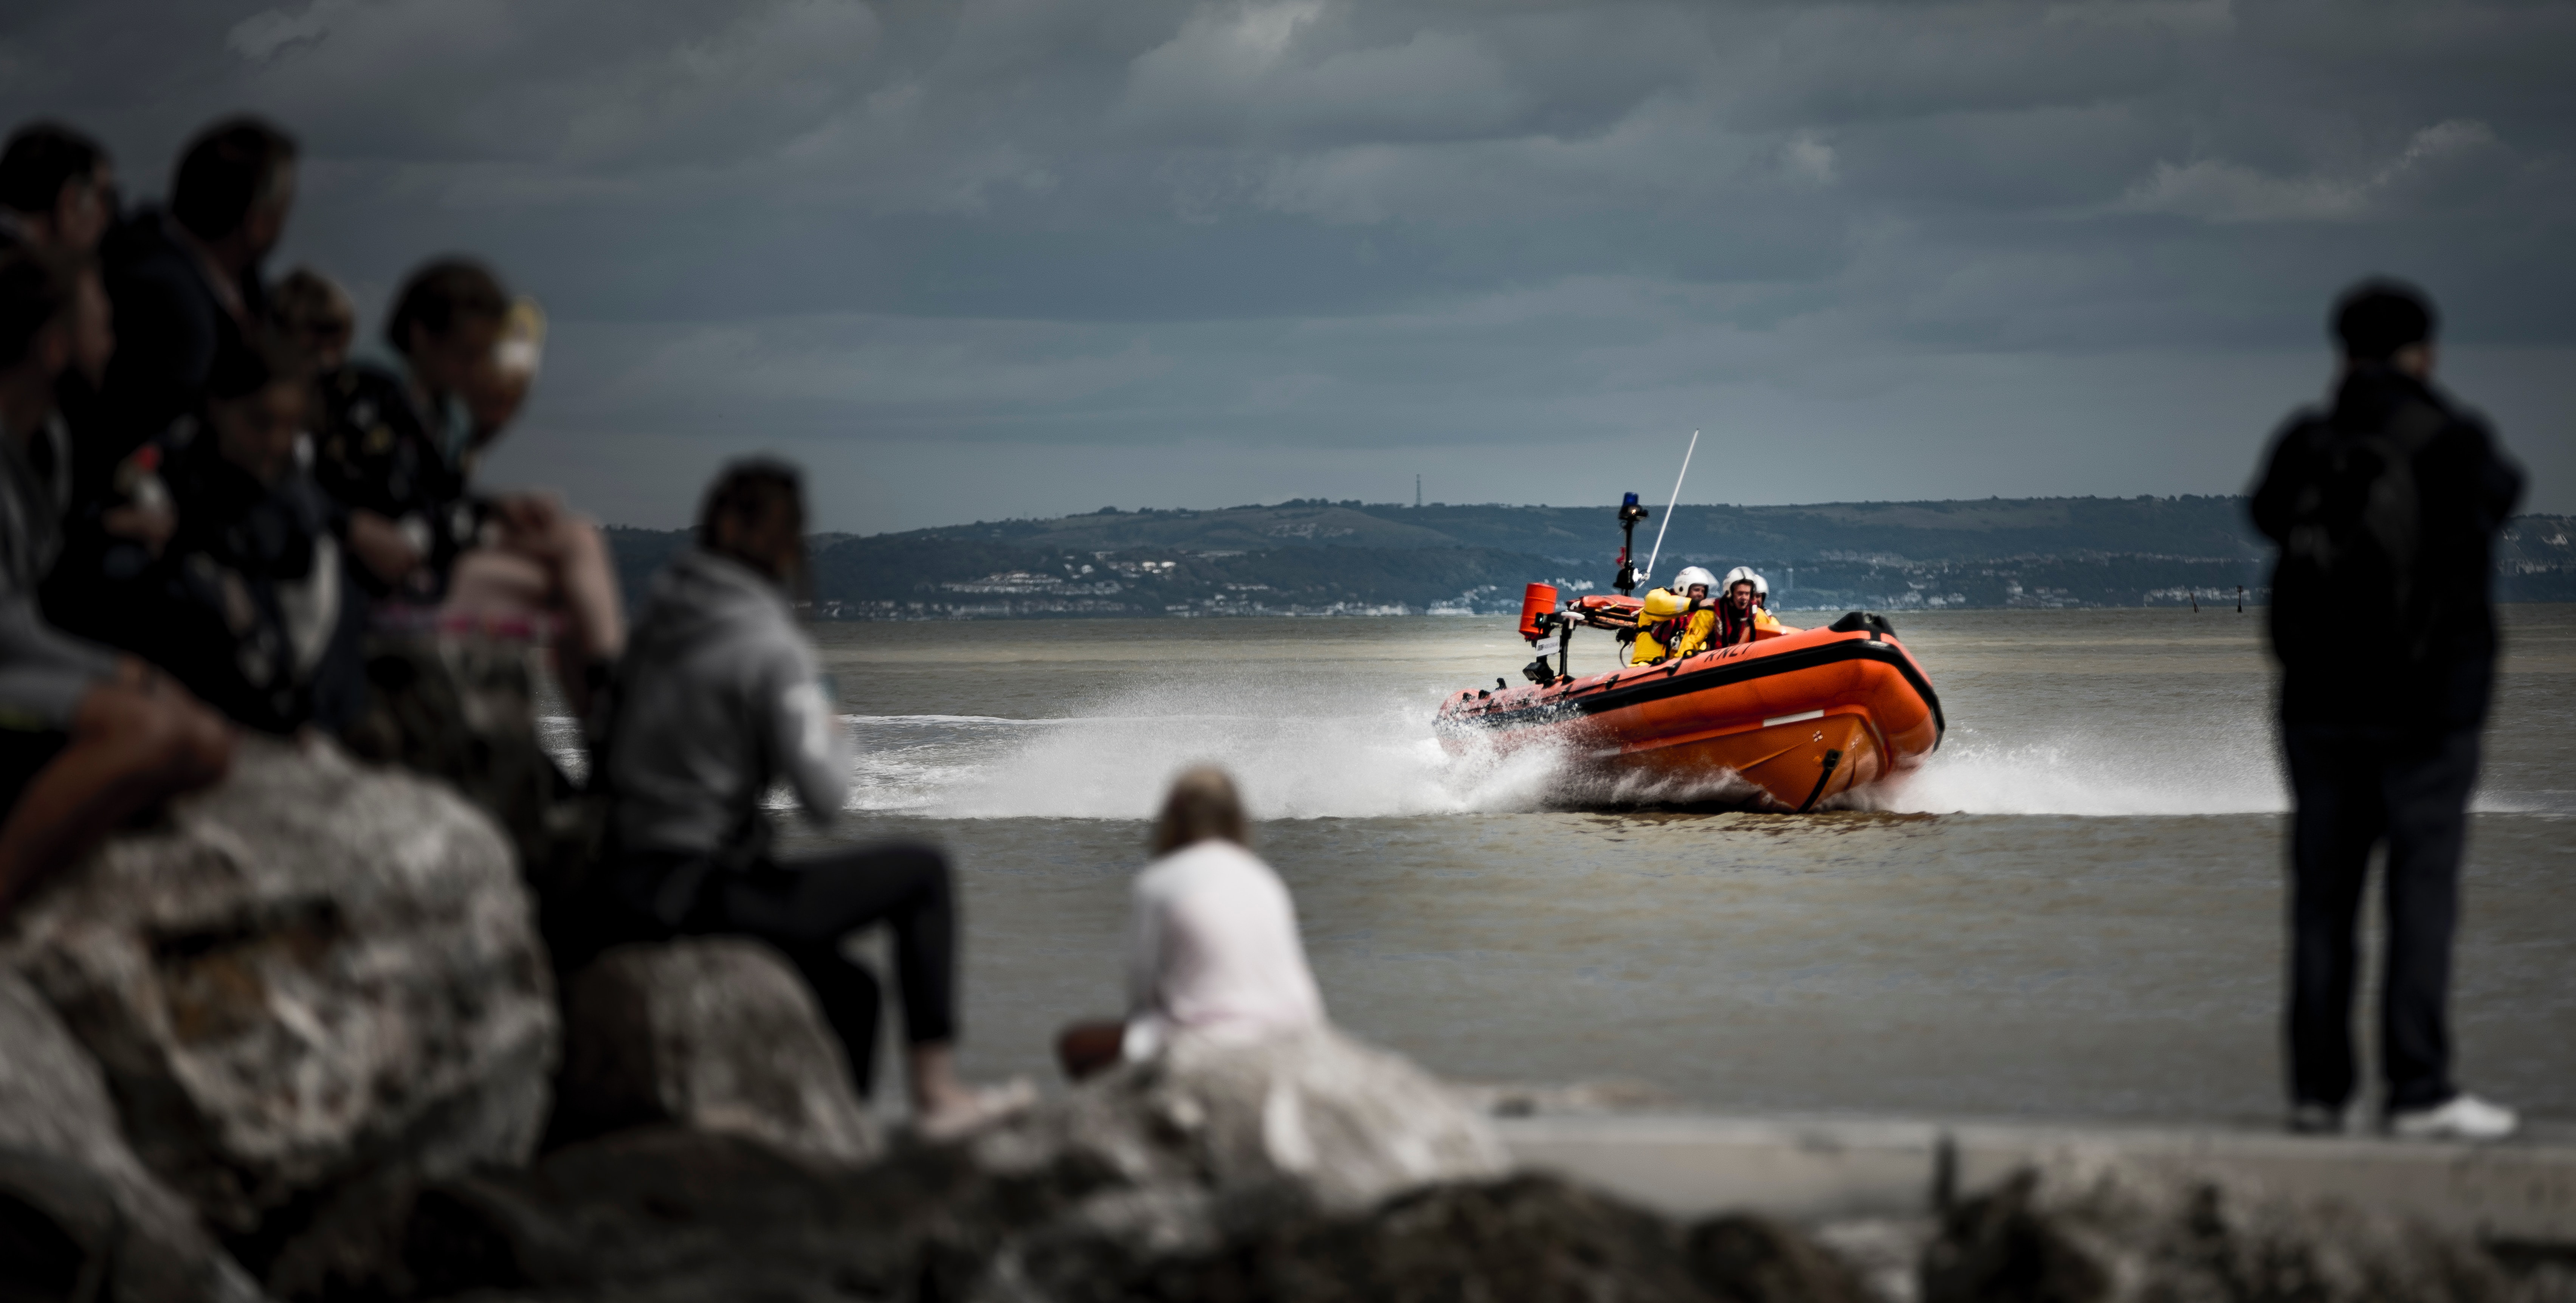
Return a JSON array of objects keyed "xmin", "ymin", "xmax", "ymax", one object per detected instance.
[
  {"xmin": 1720, "ymin": 566, "xmax": 1768, "ymax": 597},
  {"xmin": 1671, "ymin": 566, "xmax": 1719, "ymax": 594}
]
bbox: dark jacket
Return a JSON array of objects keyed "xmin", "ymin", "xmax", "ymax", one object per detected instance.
[
  {"xmin": 312, "ymin": 361, "xmax": 484, "ymax": 602},
  {"xmin": 130, "ymin": 423, "xmax": 369, "ymax": 735},
  {"xmin": 39, "ymin": 375, "xmax": 158, "ymax": 651},
  {"xmin": 2249, "ymin": 365, "xmax": 2523, "ymax": 729},
  {"xmin": 99, "ymin": 211, "xmax": 265, "ymax": 466}
]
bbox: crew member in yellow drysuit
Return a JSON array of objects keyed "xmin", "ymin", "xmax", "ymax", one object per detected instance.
[{"xmin": 1629, "ymin": 566, "xmax": 1718, "ymax": 664}]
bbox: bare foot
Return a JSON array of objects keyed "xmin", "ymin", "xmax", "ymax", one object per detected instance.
[
  {"xmin": 907, "ymin": 1041, "xmax": 1036, "ymax": 1140},
  {"xmin": 915, "ymin": 1078, "xmax": 1037, "ymax": 1142}
]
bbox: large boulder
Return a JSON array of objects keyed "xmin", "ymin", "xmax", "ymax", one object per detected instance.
[
  {"xmin": 0, "ymin": 971, "xmax": 262, "ymax": 1303},
  {"xmin": 1922, "ymin": 1151, "xmax": 2519, "ymax": 1303},
  {"xmin": 401, "ymin": 1127, "xmax": 923, "ymax": 1300},
  {"xmin": 1128, "ymin": 1175, "xmax": 1869, "ymax": 1303},
  {"xmin": 394, "ymin": 1025, "xmax": 1520, "ymax": 1300},
  {"xmin": 342, "ymin": 631, "xmax": 598, "ymax": 917},
  {"xmin": 983, "ymin": 1023, "xmax": 1513, "ymax": 1212},
  {"xmin": 397, "ymin": 1136, "xmax": 1874, "ymax": 1303},
  {"xmin": 945, "ymin": 1024, "xmax": 1512, "ymax": 1296},
  {"xmin": 0, "ymin": 738, "xmax": 556, "ymax": 1276},
  {"xmin": 552, "ymin": 938, "xmax": 881, "ymax": 1163}
]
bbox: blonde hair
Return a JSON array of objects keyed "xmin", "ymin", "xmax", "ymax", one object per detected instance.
[{"xmin": 1152, "ymin": 766, "xmax": 1248, "ymax": 856}]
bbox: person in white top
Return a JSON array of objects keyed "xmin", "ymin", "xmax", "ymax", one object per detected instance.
[{"xmin": 1057, "ymin": 766, "xmax": 1325, "ymax": 1080}]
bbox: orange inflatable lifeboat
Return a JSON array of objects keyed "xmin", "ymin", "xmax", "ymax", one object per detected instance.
[
  {"xmin": 1439, "ymin": 487, "xmax": 1945, "ymax": 812},
  {"xmin": 1438, "ymin": 606, "xmax": 1943, "ymax": 810}
]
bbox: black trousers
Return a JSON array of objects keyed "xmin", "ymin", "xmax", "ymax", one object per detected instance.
[
  {"xmin": 2282, "ymin": 724, "xmax": 2480, "ymax": 1113},
  {"xmin": 572, "ymin": 839, "xmax": 958, "ymax": 1099}
]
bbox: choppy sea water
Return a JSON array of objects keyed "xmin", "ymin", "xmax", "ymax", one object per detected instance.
[{"xmin": 568, "ymin": 606, "xmax": 2576, "ymax": 1125}]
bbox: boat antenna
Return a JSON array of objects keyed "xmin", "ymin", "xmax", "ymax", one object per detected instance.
[{"xmin": 1639, "ymin": 430, "xmax": 1698, "ymax": 588}]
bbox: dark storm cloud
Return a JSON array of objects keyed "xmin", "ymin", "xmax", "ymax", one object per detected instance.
[{"xmin": 4, "ymin": 0, "xmax": 2568, "ymax": 529}]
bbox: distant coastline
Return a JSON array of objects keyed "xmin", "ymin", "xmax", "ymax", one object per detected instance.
[{"xmin": 604, "ymin": 496, "xmax": 2576, "ymax": 619}]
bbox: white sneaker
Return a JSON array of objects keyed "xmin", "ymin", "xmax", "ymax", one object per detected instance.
[{"xmin": 2388, "ymin": 1093, "xmax": 2518, "ymax": 1141}]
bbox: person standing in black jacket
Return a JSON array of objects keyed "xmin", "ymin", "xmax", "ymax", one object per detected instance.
[{"xmin": 2249, "ymin": 279, "xmax": 2525, "ymax": 1140}]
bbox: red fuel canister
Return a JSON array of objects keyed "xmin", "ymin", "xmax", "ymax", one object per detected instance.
[{"xmin": 1517, "ymin": 582, "xmax": 1559, "ymax": 642}]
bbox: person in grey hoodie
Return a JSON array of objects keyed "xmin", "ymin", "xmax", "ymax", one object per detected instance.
[{"xmin": 586, "ymin": 458, "xmax": 1012, "ymax": 1134}]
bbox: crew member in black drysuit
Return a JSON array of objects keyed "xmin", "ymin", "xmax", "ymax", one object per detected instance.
[
  {"xmin": 2249, "ymin": 279, "xmax": 2523, "ymax": 1140},
  {"xmin": 577, "ymin": 459, "xmax": 1022, "ymax": 1135}
]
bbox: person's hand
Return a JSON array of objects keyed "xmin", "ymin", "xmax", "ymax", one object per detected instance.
[
  {"xmin": 490, "ymin": 492, "xmax": 573, "ymax": 560},
  {"xmin": 102, "ymin": 503, "xmax": 175, "ymax": 557},
  {"xmin": 112, "ymin": 658, "xmax": 185, "ymax": 698},
  {"xmin": 492, "ymin": 491, "xmax": 561, "ymax": 536},
  {"xmin": 346, "ymin": 510, "xmax": 424, "ymax": 585}
]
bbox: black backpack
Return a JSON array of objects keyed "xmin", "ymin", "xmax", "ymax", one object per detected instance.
[{"xmin": 2275, "ymin": 400, "xmax": 2449, "ymax": 662}]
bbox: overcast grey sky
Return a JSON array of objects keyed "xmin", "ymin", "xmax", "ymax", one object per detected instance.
[{"xmin": 7, "ymin": 0, "xmax": 2569, "ymax": 531}]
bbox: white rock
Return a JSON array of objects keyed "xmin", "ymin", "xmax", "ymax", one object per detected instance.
[
  {"xmin": 0, "ymin": 737, "xmax": 556, "ymax": 1241},
  {"xmin": 0, "ymin": 969, "xmax": 264, "ymax": 1302}
]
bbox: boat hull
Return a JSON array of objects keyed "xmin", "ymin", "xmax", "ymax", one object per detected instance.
[{"xmin": 1437, "ymin": 621, "xmax": 1943, "ymax": 810}]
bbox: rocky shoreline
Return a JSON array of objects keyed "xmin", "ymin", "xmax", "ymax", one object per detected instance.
[{"xmin": 4, "ymin": 742, "xmax": 2569, "ymax": 1302}]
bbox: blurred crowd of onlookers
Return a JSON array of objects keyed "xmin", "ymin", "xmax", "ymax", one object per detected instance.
[
  {"xmin": 0, "ymin": 113, "xmax": 1193, "ymax": 1135},
  {"xmin": 0, "ymin": 114, "xmax": 623, "ymax": 915}
]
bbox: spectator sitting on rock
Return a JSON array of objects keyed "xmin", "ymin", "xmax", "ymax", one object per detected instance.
[
  {"xmin": 0, "ymin": 124, "xmax": 118, "ymax": 538},
  {"xmin": 100, "ymin": 116, "xmax": 295, "ymax": 459},
  {"xmin": 313, "ymin": 258, "xmax": 622, "ymax": 715},
  {"xmin": 1056, "ymin": 766, "xmax": 1326, "ymax": 1081},
  {"xmin": 271, "ymin": 266, "xmax": 354, "ymax": 374},
  {"xmin": 41, "ymin": 254, "xmax": 171, "ymax": 654},
  {"xmin": 0, "ymin": 248, "xmax": 231, "ymax": 915},
  {"xmin": 0, "ymin": 121, "xmax": 117, "ymax": 257},
  {"xmin": 115, "ymin": 330, "xmax": 367, "ymax": 737},
  {"xmin": 582, "ymin": 458, "xmax": 1023, "ymax": 1135}
]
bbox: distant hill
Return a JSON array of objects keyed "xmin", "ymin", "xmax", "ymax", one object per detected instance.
[{"xmin": 604, "ymin": 497, "xmax": 2576, "ymax": 618}]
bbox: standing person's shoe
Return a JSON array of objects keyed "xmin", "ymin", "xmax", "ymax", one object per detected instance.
[
  {"xmin": 2287, "ymin": 1102, "xmax": 2345, "ymax": 1135},
  {"xmin": 2387, "ymin": 1093, "xmax": 2518, "ymax": 1141}
]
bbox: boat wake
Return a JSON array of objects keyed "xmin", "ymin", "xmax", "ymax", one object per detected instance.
[
  {"xmin": 837, "ymin": 682, "xmax": 1565, "ymax": 821},
  {"xmin": 1863, "ymin": 727, "xmax": 2289, "ymax": 816},
  {"xmin": 832, "ymin": 694, "xmax": 2291, "ymax": 821},
  {"xmin": 541, "ymin": 680, "xmax": 2553, "ymax": 821}
]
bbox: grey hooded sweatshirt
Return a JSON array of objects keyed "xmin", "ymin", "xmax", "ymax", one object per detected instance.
[{"xmin": 601, "ymin": 548, "xmax": 848, "ymax": 859}]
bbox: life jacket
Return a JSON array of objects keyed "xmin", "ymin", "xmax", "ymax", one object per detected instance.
[
  {"xmin": 1666, "ymin": 604, "xmax": 1716, "ymax": 657},
  {"xmin": 1710, "ymin": 600, "xmax": 1751, "ymax": 646},
  {"xmin": 1630, "ymin": 588, "xmax": 1688, "ymax": 664}
]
